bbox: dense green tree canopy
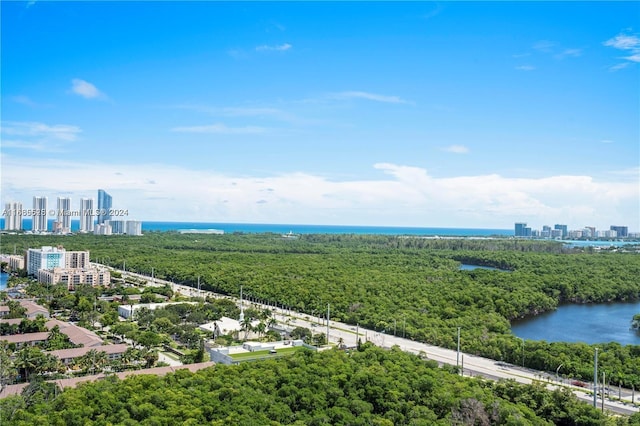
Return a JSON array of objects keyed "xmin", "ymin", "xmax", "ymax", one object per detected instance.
[
  {"xmin": 1, "ymin": 345, "xmax": 627, "ymax": 425},
  {"xmin": 2, "ymin": 233, "xmax": 639, "ymax": 386}
]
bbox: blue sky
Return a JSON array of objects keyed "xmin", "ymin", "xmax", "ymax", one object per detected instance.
[{"xmin": 2, "ymin": 1, "xmax": 639, "ymax": 230}]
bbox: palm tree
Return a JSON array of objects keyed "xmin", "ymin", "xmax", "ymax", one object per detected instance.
[
  {"xmin": 14, "ymin": 346, "xmax": 40, "ymax": 382},
  {"xmin": 255, "ymin": 321, "xmax": 267, "ymax": 339},
  {"xmin": 76, "ymin": 349, "xmax": 109, "ymax": 375},
  {"xmin": 120, "ymin": 347, "xmax": 136, "ymax": 367},
  {"xmin": 241, "ymin": 317, "xmax": 254, "ymax": 340},
  {"xmin": 267, "ymin": 317, "xmax": 277, "ymax": 330},
  {"xmin": 0, "ymin": 343, "xmax": 17, "ymax": 385},
  {"xmin": 140, "ymin": 348, "xmax": 158, "ymax": 369}
]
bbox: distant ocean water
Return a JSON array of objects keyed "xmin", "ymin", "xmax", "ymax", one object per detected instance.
[
  {"xmin": 1, "ymin": 218, "xmax": 512, "ymax": 237},
  {"xmin": 143, "ymin": 222, "xmax": 513, "ymax": 236}
]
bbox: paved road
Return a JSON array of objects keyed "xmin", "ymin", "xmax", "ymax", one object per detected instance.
[{"xmin": 109, "ymin": 266, "xmax": 640, "ymax": 416}]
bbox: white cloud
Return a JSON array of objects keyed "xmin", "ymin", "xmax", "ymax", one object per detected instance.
[
  {"xmin": 331, "ymin": 91, "xmax": 408, "ymax": 104},
  {"xmin": 526, "ymin": 41, "xmax": 581, "ymax": 63},
  {"xmin": 70, "ymin": 78, "xmax": 105, "ymax": 99},
  {"xmin": 11, "ymin": 95, "xmax": 39, "ymax": 107},
  {"xmin": 256, "ymin": 43, "xmax": 292, "ymax": 52},
  {"xmin": 174, "ymin": 104, "xmax": 292, "ymax": 120},
  {"xmin": 623, "ymin": 53, "xmax": 640, "ymax": 62},
  {"xmin": 1, "ymin": 159, "xmax": 637, "ymax": 230},
  {"xmin": 1, "ymin": 121, "xmax": 81, "ymax": 141},
  {"xmin": 171, "ymin": 122, "xmax": 268, "ymax": 134},
  {"xmin": 0, "ymin": 121, "xmax": 81, "ymax": 152},
  {"xmin": 555, "ymin": 48, "xmax": 582, "ymax": 59},
  {"xmin": 609, "ymin": 62, "xmax": 629, "ymax": 71},
  {"xmin": 604, "ymin": 32, "xmax": 640, "ymax": 70},
  {"xmin": 604, "ymin": 33, "xmax": 640, "ymax": 51},
  {"xmin": 441, "ymin": 145, "xmax": 469, "ymax": 154},
  {"xmin": 515, "ymin": 65, "xmax": 535, "ymax": 71}
]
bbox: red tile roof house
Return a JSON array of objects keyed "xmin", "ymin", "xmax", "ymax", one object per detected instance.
[
  {"xmin": 0, "ymin": 300, "xmax": 49, "ymax": 319},
  {"xmin": 0, "ymin": 332, "xmax": 50, "ymax": 349},
  {"xmin": 20, "ymin": 300, "xmax": 50, "ymax": 319},
  {"xmin": 45, "ymin": 319, "xmax": 103, "ymax": 347},
  {"xmin": 48, "ymin": 344, "xmax": 129, "ymax": 366},
  {"xmin": 0, "ymin": 320, "xmax": 103, "ymax": 349}
]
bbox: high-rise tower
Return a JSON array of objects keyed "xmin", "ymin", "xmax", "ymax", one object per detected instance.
[
  {"xmin": 3, "ymin": 202, "xmax": 23, "ymax": 231},
  {"xmin": 97, "ymin": 189, "xmax": 112, "ymax": 224},
  {"xmin": 32, "ymin": 196, "xmax": 48, "ymax": 232},
  {"xmin": 80, "ymin": 198, "xmax": 94, "ymax": 232},
  {"xmin": 56, "ymin": 197, "xmax": 72, "ymax": 233}
]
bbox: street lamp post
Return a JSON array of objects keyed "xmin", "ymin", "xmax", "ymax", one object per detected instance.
[
  {"xmin": 402, "ymin": 317, "xmax": 406, "ymax": 338},
  {"xmin": 326, "ymin": 303, "xmax": 330, "ymax": 346},
  {"xmin": 556, "ymin": 364, "xmax": 564, "ymax": 383},
  {"xmin": 593, "ymin": 348, "xmax": 599, "ymax": 408},
  {"xmin": 456, "ymin": 327, "xmax": 461, "ymax": 371}
]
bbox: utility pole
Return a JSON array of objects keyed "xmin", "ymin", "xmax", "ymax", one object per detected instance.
[
  {"xmin": 602, "ymin": 371, "xmax": 605, "ymax": 412},
  {"xmin": 239, "ymin": 286, "xmax": 244, "ymax": 323},
  {"xmin": 593, "ymin": 348, "xmax": 598, "ymax": 408},
  {"xmin": 326, "ymin": 303, "xmax": 330, "ymax": 346},
  {"xmin": 394, "ymin": 319, "xmax": 397, "ymax": 336},
  {"xmin": 456, "ymin": 327, "xmax": 461, "ymax": 370},
  {"xmin": 403, "ymin": 317, "xmax": 406, "ymax": 338}
]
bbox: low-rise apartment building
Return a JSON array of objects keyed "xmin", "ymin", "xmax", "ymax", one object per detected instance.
[
  {"xmin": 37, "ymin": 267, "xmax": 110, "ymax": 289},
  {"xmin": 48, "ymin": 344, "xmax": 129, "ymax": 365}
]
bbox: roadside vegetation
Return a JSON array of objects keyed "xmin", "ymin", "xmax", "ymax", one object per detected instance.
[{"xmin": 2, "ymin": 344, "xmax": 634, "ymax": 425}]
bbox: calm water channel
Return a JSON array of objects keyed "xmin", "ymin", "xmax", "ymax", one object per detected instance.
[
  {"xmin": 511, "ymin": 301, "xmax": 640, "ymax": 345},
  {"xmin": 460, "ymin": 264, "xmax": 640, "ymax": 345}
]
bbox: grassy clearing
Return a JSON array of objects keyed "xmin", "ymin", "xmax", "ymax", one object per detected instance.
[{"xmin": 229, "ymin": 346, "xmax": 302, "ymax": 361}]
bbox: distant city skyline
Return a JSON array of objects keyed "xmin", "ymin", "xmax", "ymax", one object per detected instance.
[
  {"xmin": 514, "ymin": 222, "xmax": 633, "ymax": 238},
  {"xmin": 1, "ymin": 2, "xmax": 638, "ymax": 229}
]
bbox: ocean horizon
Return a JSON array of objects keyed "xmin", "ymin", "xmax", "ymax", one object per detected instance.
[{"xmin": 0, "ymin": 218, "xmax": 513, "ymax": 237}]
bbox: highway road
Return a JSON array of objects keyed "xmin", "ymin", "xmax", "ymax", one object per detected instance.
[{"xmin": 109, "ymin": 265, "xmax": 640, "ymax": 416}]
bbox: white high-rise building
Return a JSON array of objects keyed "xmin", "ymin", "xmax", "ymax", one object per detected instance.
[
  {"xmin": 56, "ymin": 197, "xmax": 72, "ymax": 233},
  {"xmin": 94, "ymin": 223, "xmax": 112, "ymax": 235},
  {"xmin": 32, "ymin": 196, "xmax": 48, "ymax": 232},
  {"xmin": 126, "ymin": 220, "xmax": 142, "ymax": 236},
  {"xmin": 26, "ymin": 246, "xmax": 66, "ymax": 275},
  {"xmin": 80, "ymin": 198, "xmax": 94, "ymax": 232},
  {"xmin": 3, "ymin": 202, "xmax": 23, "ymax": 231},
  {"xmin": 107, "ymin": 220, "xmax": 126, "ymax": 234}
]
